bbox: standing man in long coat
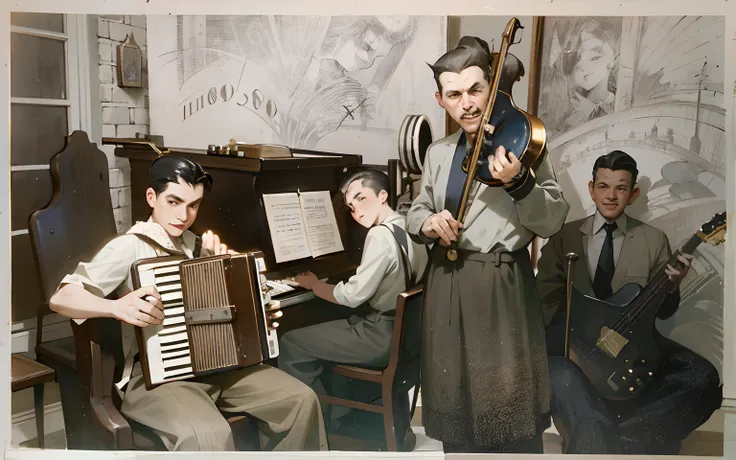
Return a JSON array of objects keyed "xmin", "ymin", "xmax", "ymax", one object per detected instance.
[{"xmin": 405, "ymin": 35, "xmax": 569, "ymax": 452}]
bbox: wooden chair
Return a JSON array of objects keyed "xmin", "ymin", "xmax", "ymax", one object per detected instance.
[
  {"xmin": 28, "ymin": 130, "xmax": 119, "ymax": 449},
  {"xmin": 11, "ymin": 353, "xmax": 56, "ymax": 448},
  {"xmin": 28, "ymin": 131, "xmax": 260, "ymax": 450},
  {"xmin": 317, "ymin": 286, "xmax": 423, "ymax": 451}
]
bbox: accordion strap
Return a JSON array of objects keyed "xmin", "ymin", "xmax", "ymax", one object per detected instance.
[{"xmin": 129, "ymin": 233, "xmax": 179, "ymax": 257}]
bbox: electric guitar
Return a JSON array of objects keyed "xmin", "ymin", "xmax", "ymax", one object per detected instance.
[{"xmin": 563, "ymin": 212, "xmax": 726, "ymax": 400}]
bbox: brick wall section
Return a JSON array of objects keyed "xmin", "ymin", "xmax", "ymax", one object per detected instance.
[{"xmin": 97, "ymin": 15, "xmax": 149, "ymax": 233}]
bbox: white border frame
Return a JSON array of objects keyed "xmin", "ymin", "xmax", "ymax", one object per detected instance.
[{"xmin": 1, "ymin": 2, "xmax": 735, "ymax": 460}]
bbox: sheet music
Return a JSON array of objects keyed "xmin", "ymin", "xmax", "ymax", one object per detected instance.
[
  {"xmin": 298, "ymin": 191, "xmax": 345, "ymax": 258},
  {"xmin": 262, "ymin": 193, "xmax": 312, "ymax": 263}
]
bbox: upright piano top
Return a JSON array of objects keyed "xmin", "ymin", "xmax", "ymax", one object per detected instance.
[
  {"xmin": 108, "ymin": 137, "xmax": 368, "ymax": 282},
  {"xmin": 110, "ymin": 139, "xmax": 362, "ymax": 173}
]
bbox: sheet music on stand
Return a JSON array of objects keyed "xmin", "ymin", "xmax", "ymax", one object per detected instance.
[{"xmin": 262, "ymin": 190, "xmax": 344, "ymax": 264}]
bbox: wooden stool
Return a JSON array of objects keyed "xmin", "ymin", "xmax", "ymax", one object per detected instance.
[{"xmin": 11, "ymin": 353, "xmax": 56, "ymax": 448}]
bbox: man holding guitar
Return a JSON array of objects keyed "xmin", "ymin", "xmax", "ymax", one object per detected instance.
[{"xmin": 536, "ymin": 150, "xmax": 722, "ymax": 454}]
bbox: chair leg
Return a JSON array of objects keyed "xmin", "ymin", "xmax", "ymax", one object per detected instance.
[
  {"xmin": 49, "ymin": 362, "xmax": 103, "ymax": 449},
  {"xmin": 381, "ymin": 384, "xmax": 397, "ymax": 451},
  {"xmin": 33, "ymin": 383, "xmax": 45, "ymax": 449}
]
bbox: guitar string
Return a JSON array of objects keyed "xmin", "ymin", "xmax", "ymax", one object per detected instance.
[
  {"xmin": 602, "ymin": 217, "xmax": 722, "ymax": 336},
  {"xmin": 608, "ymin": 233, "xmax": 701, "ymax": 332},
  {"xmin": 609, "ymin": 270, "xmax": 672, "ymax": 333}
]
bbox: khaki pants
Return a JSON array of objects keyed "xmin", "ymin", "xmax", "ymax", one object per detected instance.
[{"xmin": 121, "ymin": 364, "xmax": 328, "ymax": 451}]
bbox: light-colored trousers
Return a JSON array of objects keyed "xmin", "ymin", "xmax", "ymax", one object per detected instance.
[{"xmin": 121, "ymin": 363, "xmax": 328, "ymax": 451}]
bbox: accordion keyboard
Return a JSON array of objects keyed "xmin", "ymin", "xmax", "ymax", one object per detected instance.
[{"xmin": 137, "ymin": 259, "xmax": 196, "ymax": 384}]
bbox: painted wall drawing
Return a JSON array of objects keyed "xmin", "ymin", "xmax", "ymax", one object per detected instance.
[
  {"xmin": 536, "ymin": 16, "xmax": 726, "ymax": 380},
  {"xmin": 147, "ymin": 15, "xmax": 447, "ymax": 165}
]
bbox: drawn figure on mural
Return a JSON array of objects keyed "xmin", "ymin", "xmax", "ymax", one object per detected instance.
[
  {"xmin": 284, "ymin": 16, "xmax": 418, "ymax": 148},
  {"xmin": 173, "ymin": 15, "xmax": 419, "ymax": 150},
  {"xmin": 538, "ymin": 17, "xmax": 622, "ymax": 138}
]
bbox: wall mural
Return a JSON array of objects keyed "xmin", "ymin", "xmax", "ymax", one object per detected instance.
[
  {"xmin": 147, "ymin": 15, "xmax": 446, "ymax": 165},
  {"xmin": 537, "ymin": 16, "xmax": 726, "ymax": 380}
]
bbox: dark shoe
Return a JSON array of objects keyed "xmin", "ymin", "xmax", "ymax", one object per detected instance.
[{"xmin": 400, "ymin": 427, "xmax": 417, "ymax": 451}]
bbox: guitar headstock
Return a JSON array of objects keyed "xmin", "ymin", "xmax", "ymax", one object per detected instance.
[{"xmin": 696, "ymin": 212, "xmax": 727, "ymax": 246}]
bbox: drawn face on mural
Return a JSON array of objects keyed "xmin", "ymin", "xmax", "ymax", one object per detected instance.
[
  {"xmin": 588, "ymin": 168, "xmax": 640, "ymax": 221},
  {"xmin": 572, "ymin": 30, "xmax": 616, "ymax": 92},
  {"xmin": 333, "ymin": 24, "xmax": 391, "ymax": 73},
  {"xmin": 344, "ymin": 179, "xmax": 388, "ymax": 228},
  {"xmin": 435, "ymin": 66, "xmax": 490, "ymax": 138}
]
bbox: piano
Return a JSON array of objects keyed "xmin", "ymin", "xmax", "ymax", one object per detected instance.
[{"xmin": 111, "ymin": 138, "xmax": 371, "ymax": 335}]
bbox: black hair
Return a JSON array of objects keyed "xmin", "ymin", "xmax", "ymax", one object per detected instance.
[
  {"xmin": 428, "ymin": 36, "xmax": 493, "ymax": 93},
  {"xmin": 592, "ymin": 150, "xmax": 638, "ymax": 187},
  {"xmin": 148, "ymin": 155, "xmax": 213, "ymax": 195},
  {"xmin": 339, "ymin": 169, "xmax": 392, "ymax": 209}
]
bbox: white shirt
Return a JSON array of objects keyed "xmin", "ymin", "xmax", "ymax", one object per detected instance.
[
  {"xmin": 57, "ymin": 218, "xmax": 202, "ymax": 390},
  {"xmin": 333, "ymin": 213, "xmax": 428, "ymax": 313},
  {"xmin": 586, "ymin": 210, "xmax": 628, "ymax": 279}
]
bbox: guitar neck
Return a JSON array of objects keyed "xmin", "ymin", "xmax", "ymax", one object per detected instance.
[
  {"xmin": 614, "ymin": 211, "xmax": 726, "ymax": 331},
  {"xmin": 623, "ymin": 232, "xmax": 701, "ymax": 319}
]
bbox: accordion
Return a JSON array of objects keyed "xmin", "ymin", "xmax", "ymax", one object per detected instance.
[{"xmin": 130, "ymin": 251, "xmax": 280, "ymax": 390}]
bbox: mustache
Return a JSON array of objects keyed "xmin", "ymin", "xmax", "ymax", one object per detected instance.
[{"xmin": 461, "ymin": 111, "xmax": 481, "ymax": 119}]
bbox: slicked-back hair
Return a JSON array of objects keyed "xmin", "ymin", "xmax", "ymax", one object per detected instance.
[
  {"xmin": 592, "ymin": 150, "xmax": 639, "ymax": 187},
  {"xmin": 428, "ymin": 36, "xmax": 493, "ymax": 93},
  {"xmin": 148, "ymin": 155, "xmax": 213, "ymax": 195},
  {"xmin": 339, "ymin": 169, "xmax": 393, "ymax": 209}
]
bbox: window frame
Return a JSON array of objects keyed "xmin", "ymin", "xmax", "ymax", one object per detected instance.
[
  {"xmin": 9, "ymin": 13, "xmax": 94, "ymax": 333},
  {"xmin": 9, "ymin": 13, "xmax": 93, "ymax": 231}
]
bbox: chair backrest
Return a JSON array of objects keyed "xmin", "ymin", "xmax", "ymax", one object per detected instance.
[
  {"xmin": 385, "ymin": 285, "xmax": 423, "ymax": 372},
  {"xmin": 29, "ymin": 130, "xmax": 119, "ymax": 304},
  {"xmin": 28, "ymin": 131, "xmax": 119, "ymax": 344}
]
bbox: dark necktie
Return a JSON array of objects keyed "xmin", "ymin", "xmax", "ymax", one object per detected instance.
[{"xmin": 592, "ymin": 222, "xmax": 617, "ymax": 300}]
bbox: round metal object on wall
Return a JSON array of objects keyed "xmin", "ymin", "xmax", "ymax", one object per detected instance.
[{"xmin": 398, "ymin": 114, "xmax": 433, "ymax": 174}]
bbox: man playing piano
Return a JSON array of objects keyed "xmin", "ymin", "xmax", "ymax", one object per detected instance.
[
  {"xmin": 49, "ymin": 155, "xmax": 328, "ymax": 452},
  {"xmin": 277, "ymin": 169, "xmax": 428, "ymax": 448},
  {"xmin": 405, "ymin": 36, "xmax": 569, "ymax": 452}
]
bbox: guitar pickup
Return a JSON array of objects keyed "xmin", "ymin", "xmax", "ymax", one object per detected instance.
[
  {"xmin": 185, "ymin": 306, "xmax": 235, "ymax": 325},
  {"xmin": 597, "ymin": 326, "xmax": 629, "ymax": 359}
]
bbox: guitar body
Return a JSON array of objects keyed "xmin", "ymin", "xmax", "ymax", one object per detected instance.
[
  {"xmin": 551, "ymin": 211, "xmax": 727, "ymax": 400},
  {"xmin": 567, "ymin": 284, "xmax": 663, "ymax": 400}
]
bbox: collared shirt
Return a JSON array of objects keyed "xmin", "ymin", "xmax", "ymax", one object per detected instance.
[
  {"xmin": 57, "ymin": 218, "xmax": 201, "ymax": 390},
  {"xmin": 333, "ymin": 213, "xmax": 428, "ymax": 313},
  {"xmin": 405, "ymin": 130, "xmax": 569, "ymax": 253},
  {"xmin": 586, "ymin": 210, "xmax": 628, "ymax": 279}
]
